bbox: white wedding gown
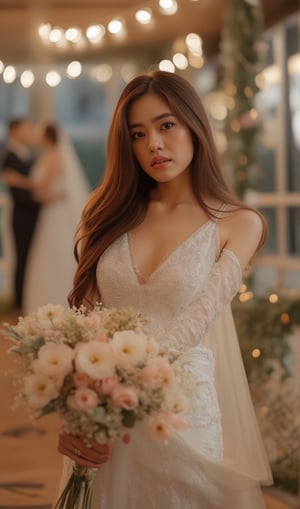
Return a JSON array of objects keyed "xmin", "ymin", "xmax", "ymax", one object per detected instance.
[
  {"xmin": 23, "ymin": 142, "xmax": 90, "ymax": 313},
  {"xmin": 57, "ymin": 215, "xmax": 272, "ymax": 508}
]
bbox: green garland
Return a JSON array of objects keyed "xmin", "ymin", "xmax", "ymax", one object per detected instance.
[{"xmin": 220, "ymin": 0, "xmax": 266, "ymax": 197}]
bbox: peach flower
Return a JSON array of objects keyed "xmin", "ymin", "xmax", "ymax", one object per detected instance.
[
  {"xmin": 112, "ymin": 330, "xmax": 147, "ymax": 370},
  {"xmin": 73, "ymin": 372, "xmax": 92, "ymax": 389},
  {"xmin": 140, "ymin": 356, "xmax": 175, "ymax": 387},
  {"xmin": 111, "ymin": 385, "xmax": 138, "ymax": 410},
  {"xmin": 67, "ymin": 387, "xmax": 99, "ymax": 411},
  {"xmin": 32, "ymin": 342, "xmax": 74, "ymax": 379},
  {"xmin": 101, "ymin": 375, "xmax": 119, "ymax": 395},
  {"xmin": 23, "ymin": 373, "xmax": 59, "ymax": 409},
  {"xmin": 147, "ymin": 414, "xmax": 174, "ymax": 441},
  {"xmin": 75, "ymin": 340, "xmax": 116, "ymax": 380}
]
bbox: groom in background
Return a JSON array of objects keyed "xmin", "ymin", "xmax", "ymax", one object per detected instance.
[{"xmin": 1, "ymin": 118, "xmax": 41, "ymax": 312}]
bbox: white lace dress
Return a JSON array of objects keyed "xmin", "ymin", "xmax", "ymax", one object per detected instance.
[{"xmin": 57, "ymin": 217, "xmax": 272, "ymax": 508}]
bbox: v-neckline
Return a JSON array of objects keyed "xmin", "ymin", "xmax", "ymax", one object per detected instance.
[{"xmin": 126, "ymin": 219, "xmax": 214, "ymax": 286}]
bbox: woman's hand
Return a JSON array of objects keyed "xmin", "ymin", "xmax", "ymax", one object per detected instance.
[{"xmin": 58, "ymin": 432, "xmax": 111, "ymax": 469}]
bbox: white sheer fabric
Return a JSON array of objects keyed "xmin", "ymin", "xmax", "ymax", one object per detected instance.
[
  {"xmin": 23, "ymin": 131, "xmax": 90, "ymax": 313},
  {"xmin": 56, "ymin": 215, "xmax": 272, "ymax": 508}
]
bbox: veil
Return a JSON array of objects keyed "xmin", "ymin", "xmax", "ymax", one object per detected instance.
[{"xmin": 58, "ymin": 128, "xmax": 91, "ymax": 234}]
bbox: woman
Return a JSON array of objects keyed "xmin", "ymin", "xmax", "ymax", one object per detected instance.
[
  {"xmin": 57, "ymin": 72, "xmax": 272, "ymax": 508},
  {"xmin": 23, "ymin": 123, "xmax": 90, "ymax": 313}
]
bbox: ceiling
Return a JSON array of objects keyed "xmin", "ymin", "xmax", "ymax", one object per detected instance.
[{"xmin": 0, "ymin": 0, "xmax": 298, "ymax": 65}]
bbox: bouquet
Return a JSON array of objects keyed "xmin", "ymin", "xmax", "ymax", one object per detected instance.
[{"xmin": 2, "ymin": 303, "xmax": 188, "ymax": 509}]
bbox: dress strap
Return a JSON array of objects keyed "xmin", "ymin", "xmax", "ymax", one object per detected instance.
[{"xmin": 215, "ymin": 202, "xmax": 227, "ymax": 219}]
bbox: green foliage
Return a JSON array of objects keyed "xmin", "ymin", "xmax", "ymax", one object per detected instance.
[{"xmin": 220, "ymin": 0, "xmax": 266, "ymax": 197}]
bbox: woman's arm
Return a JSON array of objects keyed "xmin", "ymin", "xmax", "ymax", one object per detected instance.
[{"xmin": 159, "ymin": 210, "xmax": 263, "ymax": 352}]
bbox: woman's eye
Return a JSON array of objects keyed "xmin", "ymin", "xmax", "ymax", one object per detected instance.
[
  {"xmin": 130, "ymin": 131, "xmax": 144, "ymax": 140},
  {"xmin": 161, "ymin": 121, "xmax": 175, "ymax": 130}
]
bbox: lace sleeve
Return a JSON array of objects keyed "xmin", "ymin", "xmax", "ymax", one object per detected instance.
[{"xmin": 159, "ymin": 249, "xmax": 242, "ymax": 352}]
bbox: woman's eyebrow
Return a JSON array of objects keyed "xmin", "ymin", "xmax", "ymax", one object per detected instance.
[{"xmin": 128, "ymin": 112, "xmax": 176, "ymax": 129}]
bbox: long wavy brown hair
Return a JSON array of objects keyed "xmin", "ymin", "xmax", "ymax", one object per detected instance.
[{"xmin": 69, "ymin": 70, "xmax": 267, "ymax": 308}]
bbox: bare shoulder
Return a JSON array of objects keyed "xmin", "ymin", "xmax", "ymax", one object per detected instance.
[
  {"xmin": 219, "ymin": 207, "xmax": 264, "ymax": 270},
  {"xmin": 225, "ymin": 207, "xmax": 263, "ymax": 236}
]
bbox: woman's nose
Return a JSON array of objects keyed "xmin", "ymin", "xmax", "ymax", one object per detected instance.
[{"xmin": 148, "ymin": 131, "xmax": 163, "ymax": 152}]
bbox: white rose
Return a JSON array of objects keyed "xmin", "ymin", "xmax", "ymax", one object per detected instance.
[
  {"xmin": 32, "ymin": 342, "xmax": 74, "ymax": 378},
  {"xmin": 111, "ymin": 330, "xmax": 147, "ymax": 370},
  {"xmin": 75, "ymin": 340, "xmax": 116, "ymax": 380},
  {"xmin": 23, "ymin": 373, "xmax": 59, "ymax": 409}
]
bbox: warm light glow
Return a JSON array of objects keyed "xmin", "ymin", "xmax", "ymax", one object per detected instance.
[
  {"xmin": 86, "ymin": 24, "xmax": 105, "ymax": 43},
  {"xmin": 91, "ymin": 64, "xmax": 113, "ymax": 83},
  {"xmin": 159, "ymin": 60, "xmax": 175, "ymax": 72},
  {"xmin": 65, "ymin": 27, "xmax": 81, "ymax": 43},
  {"xmin": 108, "ymin": 18, "xmax": 124, "ymax": 34},
  {"xmin": 239, "ymin": 283, "xmax": 247, "ymax": 293},
  {"xmin": 45, "ymin": 70, "xmax": 61, "ymax": 87},
  {"xmin": 288, "ymin": 53, "xmax": 300, "ymax": 75},
  {"xmin": 260, "ymin": 64, "xmax": 280, "ymax": 86},
  {"xmin": 172, "ymin": 53, "xmax": 188, "ymax": 70},
  {"xmin": 231, "ymin": 119, "xmax": 240, "ymax": 132},
  {"xmin": 252, "ymin": 348, "xmax": 261, "ymax": 359},
  {"xmin": 38, "ymin": 23, "xmax": 51, "ymax": 41},
  {"xmin": 185, "ymin": 33, "xmax": 202, "ymax": 52},
  {"xmin": 239, "ymin": 291, "xmax": 254, "ymax": 303},
  {"xmin": 0, "ymin": 60, "xmax": 4, "ymax": 74},
  {"xmin": 135, "ymin": 9, "xmax": 152, "ymax": 24},
  {"xmin": 269, "ymin": 293, "xmax": 279, "ymax": 304},
  {"xmin": 49, "ymin": 27, "xmax": 64, "ymax": 43},
  {"xmin": 210, "ymin": 103, "xmax": 227, "ymax": 121},
  {"xmin": 67, "ymin": 61, "xmax": 82, "ymax": 78},
  {"xmin": 20, "ymin": 70, "xmax": 35, "ymax": 88},
  {"xmin": 121, "ymin": 63, "xmax": 137, "ymax": 83},
  {"xmin": 280, "ymin": 313, "xmax": 290, "ymax": 324},
  {"xmin": 188, "ymin": 53, "xmax": 204, "ymax": 69},
  {"xmin": 250, "ymin": 108, "xmax": 258, "ymax": 119},
  {"xmin": 159, "ymin": 0, "xmax": 178, "ymax": 15},
  {"xmin": 3, "ymin": 65, "xmax": 16, "ymax": 84}
]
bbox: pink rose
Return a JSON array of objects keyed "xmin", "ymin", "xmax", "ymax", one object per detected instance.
[
  {"xmin": 73, "ymin": 372, "xmax": 92, "ymax": 389},
  {"xmin": 111, "ymin": 385, "xmax": 138, "ymax": 410},
  {"xmin": 140, "ymin": 357, "xmax": 174, "ymax": 387},
  {"xmin": 101, "ymin": 375, "xmax": 119, "ymax": 395},
  {"xmin": 96, "ymin": 333, "xmax": 108, "ymax": 343},
  {"xmin": 68, "ymin": 387, "xmax": 99, "ymax": 411},
  {"xmin": 147, "ymin": 414, "xmax": 173, "ymax": 441}
]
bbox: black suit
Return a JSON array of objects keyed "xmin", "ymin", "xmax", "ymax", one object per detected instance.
[{"xmin": 1, "ymin": 149, "xmax": 41, "ymax": 309}]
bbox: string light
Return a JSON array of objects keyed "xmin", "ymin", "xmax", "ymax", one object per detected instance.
[
  {"xmin": 107, "ymin": 18, "xmax": 124, "ymax": 35},
  {"xmin": 65, "ymin": 27, "xmax": 82, "ymax": 43},
  {"xmin": 159, "ymin": 0, "xmax": 178, "ymax": 15},
  {"xmin": 0, "ymin": 60, "xmax": 4, "ymax": 74},
  {"xmin": 45, "ymin": 70, "xmax": 61, "ymax": 87},
  {"xmin": 66, "ymin": 61, "xmax": 82, "ymax": 79},
  {"xmin": 20, "ymin": 70, "xmax": 35, "ymax": 88},
  {"xmin": 3, "ymin": 65, "xmax": 16, "ymax": 84},
  {"xmin": 172, "ymin": 53, "xmax": 188, "ymax": 70},
  {"xmin": 252, "ymin": 348, "xmax": 261, "ymax": 359},
  {"xmin": 86, "ymin": 25, "xmax": 105, "ymax": 44},
  {"xmin": 135, "ymin": 9, "xmax": 152, "ymax": 25},
  {"xmin": 269, "ymin": 293, "xmax": 279, "ymax": 304},
  {"xmin": 159, "ymin": 60, "xmax": 175, "ymax": 72}
]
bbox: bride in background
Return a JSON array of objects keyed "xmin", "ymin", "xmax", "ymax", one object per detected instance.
[{"xmin": 23, "ymin": 122, "xmax": 90, "ymax": 313}]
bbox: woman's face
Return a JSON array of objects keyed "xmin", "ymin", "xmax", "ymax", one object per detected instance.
[{"xmin": 127, "ymin": 92, "xmax": 194, "ymax": 184}]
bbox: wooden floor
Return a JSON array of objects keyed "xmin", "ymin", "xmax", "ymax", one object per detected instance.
[{"xmin": 0, "ymin": 313, "xmax": 298, "ymax": 509}]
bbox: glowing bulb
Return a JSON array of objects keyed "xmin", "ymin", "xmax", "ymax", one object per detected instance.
[
  {"xmin": 108, "ymin": 18, "xmax": 124, "ymax": 34},
  {"xmin": 86, "ymin": 24, "xmax": 105, "ymax": 43},
  {"xmin": 135, "ymin": 9, "xmax": 152, "ymax": 24},
  {"xmin": 20, "ymin": 70, "xmax": 35, "ymax": 88},
  {"xmin": 269, "ymin": 293, "xmax": 278, "ymax": 304},
  {"xmin": 65, "ymin": 27, "xmax": 81, "ymax": 43},
  {"xmin": 252, "ymin": 348, "xmax": 261, "ymax": 359},
  {"xmin": 159, "ymin": 60, "xmax": 175, "ymax": 72},
  {"xmin": 173, "ymin": 53, "xmax": 188, "ymax": 70},
  {"xmin": 159, "ymin": 0, "xmax": 178, "ymax": 15},
  {"xmin": 91, "ymin": 64, "xmax": 113, "ymax": 83},
  {"xmin": 45, "ymin": 70, "xmax": 61, "ymax": 87},
  {"xmin": 67, "ymin": 61, "xmax": 82, "ymax": 78},
  {"xmin": 3, "ymin": 65, "xmax": 16, "ymax": 84},
  {"xmin": 49, "ymin": 27, "xmax": 64, "ymax": 43},
  {"xmin": 38, "ymin": 23, "xmax": 51, "ymax": 41},
  {"xmin": 185, "ymin": 33, "xmax": 202, "ymax": 51}
]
